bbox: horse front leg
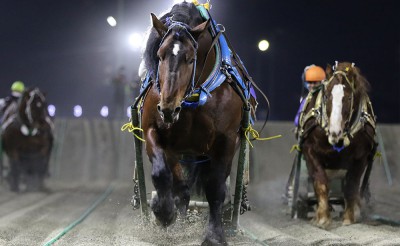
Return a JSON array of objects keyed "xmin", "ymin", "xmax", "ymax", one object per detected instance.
[
  {"xmin": 342, "ymin": 159, "xmax": 365, "ymax": 225},
  {"xmin": 305, "ymin": 147, "xmax": 331, "ymax": 228},
  {"xmin": 8, "ymin": 159, "xmax": 20, "ymax": 192},
  {"xmin": 170, "ymin": 160, "xmax": 190, "ymax": 218},
  {"xmin": 201, "ymin": 159, "xmax": 228, "ymax": 246},
  {"xmin": 146, "ymin": 129, "xmax": 176, "ymax": 227},
  {"xmin": 313, "ymin": 177, "xmax": 331, "ymax": 228},
  {"xmin": 307, "ymin": 160, "xmax": 331, "ymax": 229}
]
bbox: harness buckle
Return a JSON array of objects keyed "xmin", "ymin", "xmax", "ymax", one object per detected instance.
[{"xmin": 221, "ymin": 64, "xmax": 232, "ymax": 81}]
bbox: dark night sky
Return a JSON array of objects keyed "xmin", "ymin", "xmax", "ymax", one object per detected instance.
[{"xmin": 1, "ymin": 0, "xmax": 399, "ymax": 122}]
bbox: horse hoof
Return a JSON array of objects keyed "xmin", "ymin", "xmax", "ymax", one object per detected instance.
[
  {"xmin": 10, "ymin": 188, "xmax": 19, "ymax": 193},
  {"xmin": 152, "ymin": 210, "xmax": 177, "ymax": 227},
  {"xmin": 150, "ymin": 194, "xmax": 177, "ymax": 227},
  {"xmin": 312, "ymin": 217, "xmax": 331, "ymax": 229},
  {"xmin": 201, "ymin": 238, "xmax": 228, "ymax": 246},
  {"xmin": 342, "ymin": 219, "xmax": 353, "ymax": 226}
]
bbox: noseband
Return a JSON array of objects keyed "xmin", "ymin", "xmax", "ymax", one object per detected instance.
[{"xmin": 155, "ymin": 20, "xmax": 199, "ymax": 103}]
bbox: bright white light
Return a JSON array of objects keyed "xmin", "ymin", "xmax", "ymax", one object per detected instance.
[
  {"xmin": 126, "ymin": 106, "xmax": 131, "ymax": 118},
  {"xmin": 128, "ymin": 33, "xmax": 144, "ymax": 50},
  {"xmin": 73, "ymin": 105, "xmax": 83, "ymax": 117},
  {"xmin": 48, "ymin": 104, "xmax": 56, "ymax": 117},
  {"xmin": 258, "ymin": 40, "xmax": 270, "ymax": 52},
  {"xmin": 107, "ymin": 16, "xmax": 117, "ymax": 27},
  {"xmin": 100, "ymin": 106, "xmax": 109, "ymax": 117}
]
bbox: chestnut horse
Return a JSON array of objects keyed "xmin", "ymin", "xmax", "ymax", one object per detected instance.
[
  {"xmin": 298, "ymin": 62, "xmax": 377, "ymax": 228},
  {"xmin": 136, "ymin": 2, "xmax": 257, "ymax": 245},
  {"xmin": 1, "ymin": 88, "xmax": 54, "ymax": 192}
]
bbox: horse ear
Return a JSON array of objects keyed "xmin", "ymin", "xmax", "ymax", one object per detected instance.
[
  {"xmin": 190, "ymin": 19, "xmax": 210, "ymax": 40},
  {"xmin": 326, "ymin": 64, "xmax": 333, "ymax": 78},
  {"xmin": 151, "ymin": 13, "xmax": 167, "ymax": 37}
]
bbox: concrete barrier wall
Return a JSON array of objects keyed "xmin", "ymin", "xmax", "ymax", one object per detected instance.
[
  {"xmin": 49, "ymin": 118, "xmax": 136, "ymax": 183},
  {"xmin": 45, "ymin": 119, "xmax": 398, "ymax": 188}
]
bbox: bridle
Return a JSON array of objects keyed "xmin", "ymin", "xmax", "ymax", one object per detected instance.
[
  {"xmin": 155, "ymin": 20, "xmax": 199, "ymax": 104},
  {"xmin": 322, "ymin": 70, "xmax": 355, "ymax": 149},
  {"xmin": 25, "ymin": 88, "xmax": 45, "ymax": 124}
]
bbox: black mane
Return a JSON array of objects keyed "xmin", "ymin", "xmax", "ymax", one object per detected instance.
[{"xmin": 143, "ymin": 2, "xmax": 203, "ymax": 80}]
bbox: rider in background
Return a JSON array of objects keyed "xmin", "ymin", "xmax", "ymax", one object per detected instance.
[
  {"xmin": 0, "ymin": 81, "xmax": 25, "ymax": 122},
  {"xmin": 301, "ymin": 64, "xmax": 326, "ymax": 100},
  {"xmin": 294, "ymin": 65, "xmax": 326, "ymax": 129}
]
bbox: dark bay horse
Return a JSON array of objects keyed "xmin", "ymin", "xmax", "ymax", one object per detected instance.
[
  {"xmin": 1, "ymin": 87, "xmax": 54, "ymax": 192},
  {"xmin": 298, "ymin": 61, "xmax": 377, "ymax": 228},
  {"xmin": 137, "ymin": 2, "xmax": 257, "ymax": 245}
]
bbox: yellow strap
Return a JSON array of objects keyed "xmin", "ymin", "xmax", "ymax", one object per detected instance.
[
  {"xmin": 244, "ymin": 125, "xmax": 282, "ymax": 148},
  {"xmin": 192, "ymin": 0, "xmax": 210, "ymax": 10},
  {"xmin": 374, "ymin": 151, "xmax": 382, "ymax": 162},
  {"xmin": 121, "ymin": 122, "xmax": 145, "ymax": 142},
  {"xmin": 290, "ymin": 144, "xmax": 301, "ymax": 153}
]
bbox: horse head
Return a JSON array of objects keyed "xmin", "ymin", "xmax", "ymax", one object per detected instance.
[
  {"xmin": 151, "ymin": 13, "xmax": 209, "ymax": 124},
  {"xmin": 324, "ymin": 61, "xmax": 369, "ymax": 147},
  {"xmin": 19, "ymin": 88, "xmax": 48, "ymax": 127}
]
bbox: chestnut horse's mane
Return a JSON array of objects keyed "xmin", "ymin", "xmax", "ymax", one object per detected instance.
[{"xmin": 143, "ymin": 2, "xmax": 203, "ymax": 81}]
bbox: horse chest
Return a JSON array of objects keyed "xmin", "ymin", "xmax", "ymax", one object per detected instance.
[{"xmin": 159, "ymin": 125, "xmax": 213, "ymax": 153}]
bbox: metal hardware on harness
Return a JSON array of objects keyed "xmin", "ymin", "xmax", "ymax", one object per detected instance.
[
  {"xmin": 240, "ymin": 185, "xmax": 251, "ymax": 215},
  {"xmin": 131, "ymin": 177, "xmax": 141, "ymax": 210},
  {"xmin": 221, "ymin": 64, "xmax": 232, "ymax": 81}
]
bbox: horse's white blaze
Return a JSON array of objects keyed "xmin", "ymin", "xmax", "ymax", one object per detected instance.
[
  {"xmin": 172, "ymin": 43, "xmax": 180, "ymax": 56},
  {"xmin": 329, "ymin": 84, "xmax": 345, "ymax": 136}
]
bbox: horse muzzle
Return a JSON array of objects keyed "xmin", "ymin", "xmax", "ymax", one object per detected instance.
[
  {"xmin": 157, "ymin": 104, "xmax": 181, "ymax": 124},
  {"xmin": 328, "ymin": 131, "xmax": 342, "ymax": 146}
]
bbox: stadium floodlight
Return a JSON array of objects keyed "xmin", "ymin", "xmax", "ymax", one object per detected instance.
[
  {"xmin": 73, "ymin": 105, "xmax": 83, "ymax": 117},
  {"xmin": 126, "ymin": 106, "xmax": 131, "ymax": 118},
  {"xmin": 128, "ymin": 32, "xmax": 144, "ymax": 50},
  {"xmin": 258, "ymin": 40, "xmax": 270, "ymax": 52},
  {"xmin": 100, "ymin": 106, "xmax": 109, "ymax": 118},
  {"xmin": 48, "ymin": 104, "xmax": 56, "ymax": 117},
  {"xmin": 107, "ymin": 16, "xmax": 117, "ymax": 27}
]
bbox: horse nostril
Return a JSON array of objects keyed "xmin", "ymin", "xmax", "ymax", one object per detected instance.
[
  {"xmin": 174, "ymin": 106, "xmax": 181, "ymax": 114},
  {"xmin": 157, "ymin": 104, "xmax": 162, "ymax": 113}
]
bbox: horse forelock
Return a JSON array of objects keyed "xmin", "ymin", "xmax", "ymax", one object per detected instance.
[{"xmin": 143, "ymin": 2, "xmax": 203, "ymax": 80}]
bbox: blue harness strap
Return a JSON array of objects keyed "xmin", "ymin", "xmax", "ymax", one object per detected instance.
[
  {"xmin": 137, "ymin": 5, "xmax": 255, "ymax": 122},
  {"xmin": 181, "ymin": 6, "xmax": 253, "ymax": 109}
]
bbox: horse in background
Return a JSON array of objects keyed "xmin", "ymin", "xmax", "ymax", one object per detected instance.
[
  {"xmin": 298, "ymin": 61, "xmax": 377, "ymax": 228},
  {"xmin": 1, "ymin": 87, "xmax": 54, "ymax": 192},
  {"xmin": 137, "ymin": 2, "xmax": 258, "ymax": 245}
]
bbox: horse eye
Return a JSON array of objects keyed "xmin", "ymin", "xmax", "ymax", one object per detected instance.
[{"xmin": 188, "ymin": 59, "xmax": 194, "ymax": 64}]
